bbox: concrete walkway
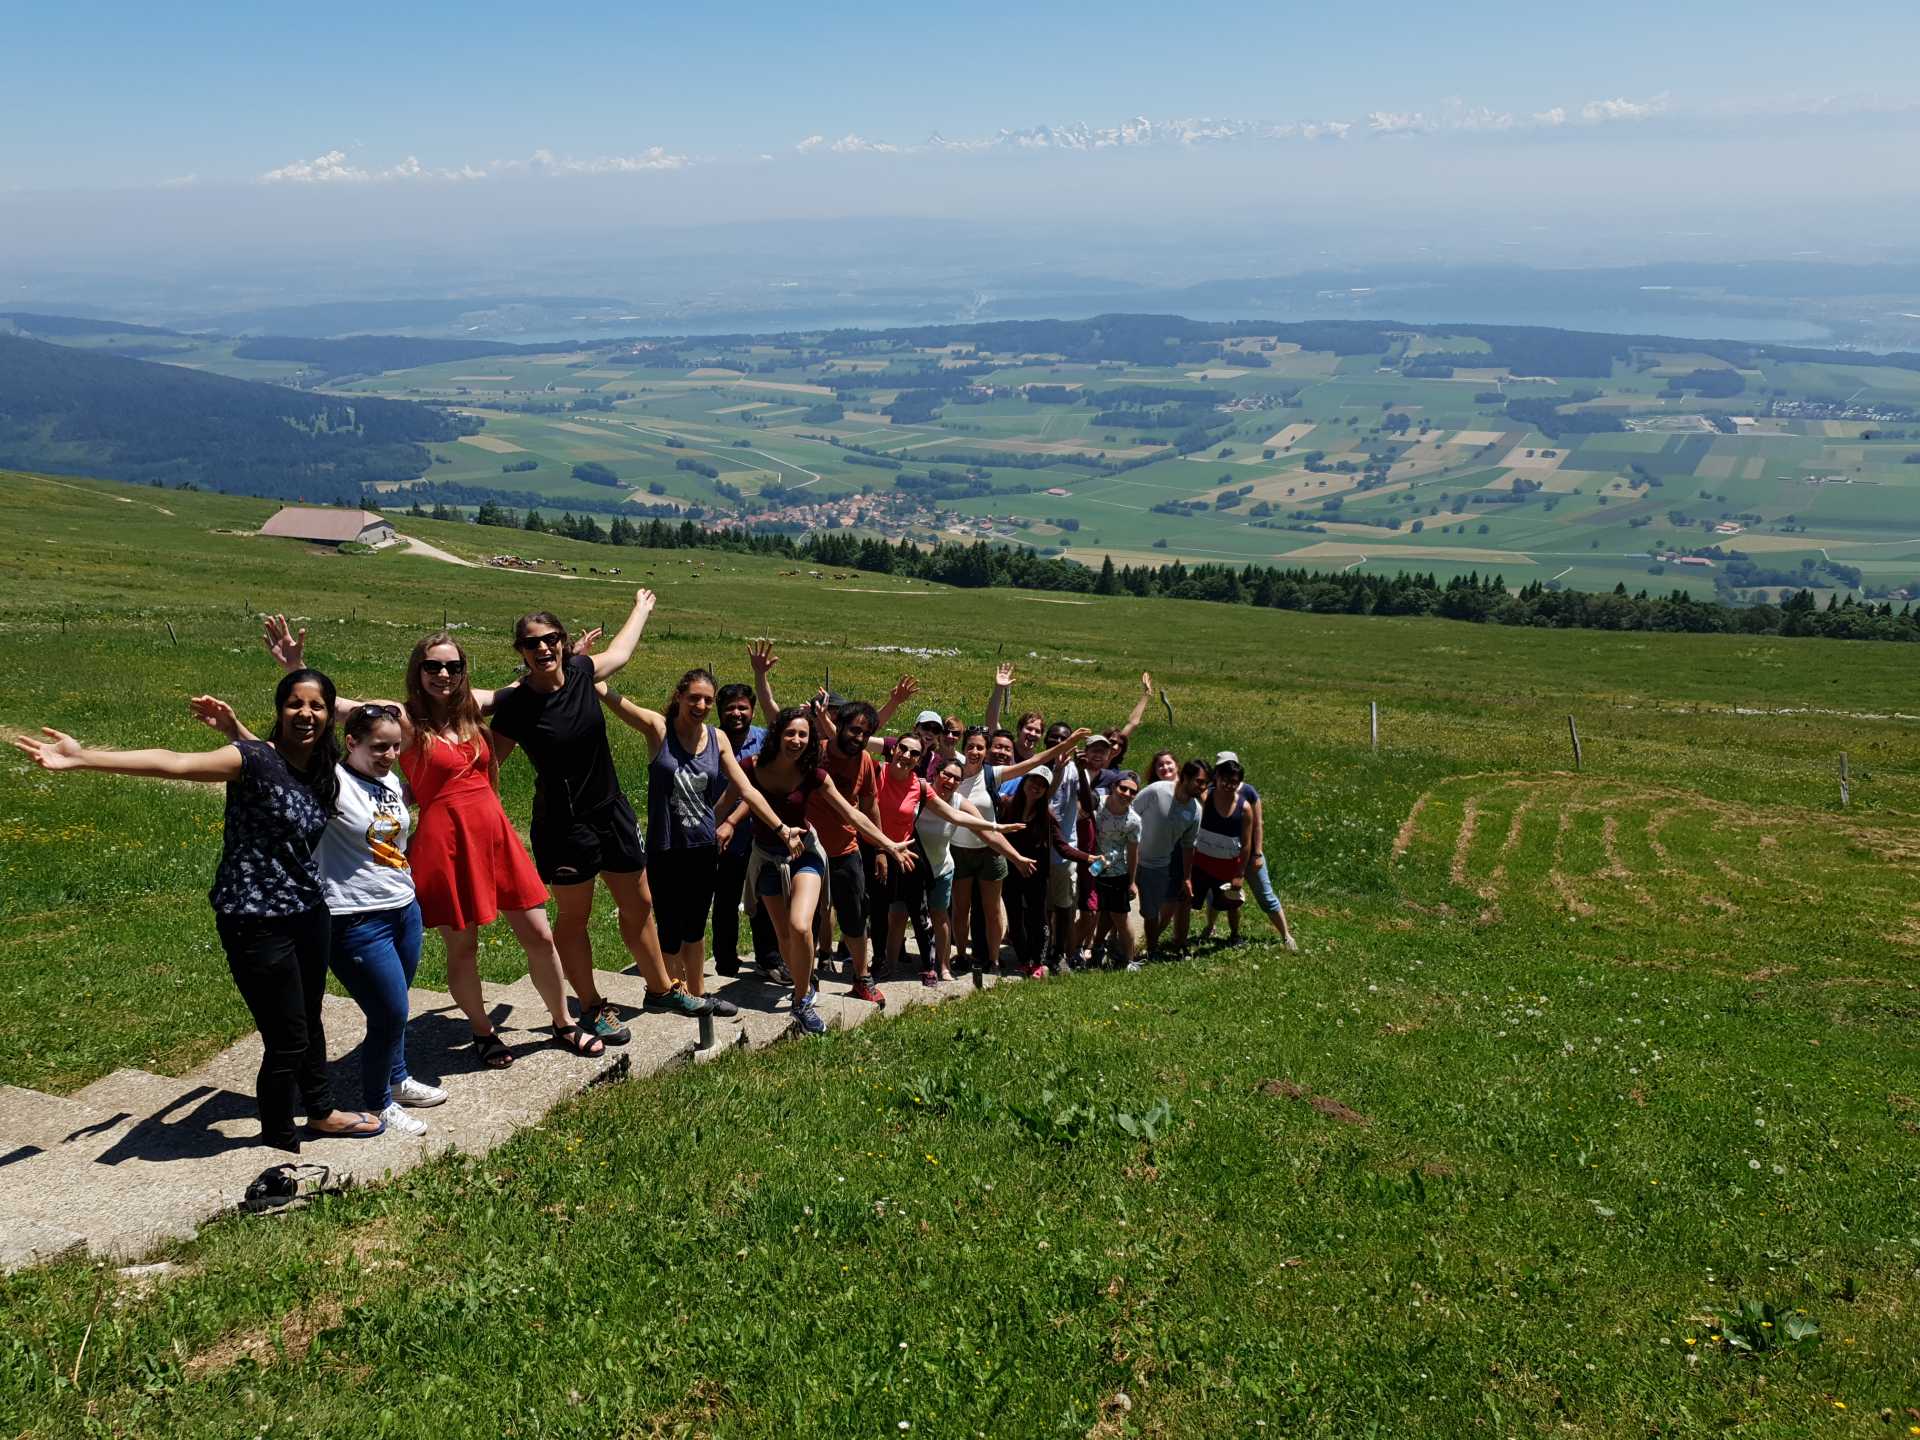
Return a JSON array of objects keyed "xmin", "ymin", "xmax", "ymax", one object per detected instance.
[{"xmin": 0, "ymin": 963, "xmax": 1006, "ymax": 1271}]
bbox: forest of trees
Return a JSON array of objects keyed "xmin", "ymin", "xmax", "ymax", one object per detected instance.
[{"xmin": 0, "ymin": 334, "xmax": 470, "ymax": 503}]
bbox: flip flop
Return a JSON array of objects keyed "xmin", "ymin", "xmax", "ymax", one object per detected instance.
[{"xmin": 306, "ymin": 1111, "xmax": 385, "ymax": 1140}]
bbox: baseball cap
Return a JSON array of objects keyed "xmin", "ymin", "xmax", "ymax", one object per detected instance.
[
  {"xmin": 1026, "ymin": 765, "xmax": 1053, "ymax": 785},
  {"xmin": 1214, "ymin": 750, "xmax": 1240, "ymax": 767},
  {"xmin": 1085, "ymin": 733, "xmax": 1114, "ymax": 750},
  {"xmin": 914, "ymin": 709, "xmax": 943, "ymax": 727}
]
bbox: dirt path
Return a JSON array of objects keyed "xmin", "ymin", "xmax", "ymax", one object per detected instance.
[{"xmin": 396, "ymin": 534, "xmax": 479, "ymax": 568}]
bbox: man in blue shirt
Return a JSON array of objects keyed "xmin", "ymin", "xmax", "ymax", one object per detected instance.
[{"xmin": 711, "ymin": 681, "xmax": 785, "ymax": 981}]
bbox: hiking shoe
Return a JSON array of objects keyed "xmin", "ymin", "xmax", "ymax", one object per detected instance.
[
  {"xmin": 920, "ymin": 968, "xmax": 940, "ymax": 989},
  {"xmin": 756, "ymin": 956, "xmax": 793, "ymax": 985},
  {"xmin": 703, "ymin": 994, "xmax": 740, "ymax": 1018},
  {"xmin": 643, "ymin": 983, "xmax": 709, "ymax": 1018},
  {"xmin": 715, "ymin": 956, "xmax": 741, "ymax": 978},
  {"xmin": 793, "ymin": 995, "xmax": 827, "ymax": 1036},
  {"xmin": 849, "ymin": 976, "xmax": 886, "ymax": 1007},
  {"xmin": 580, "ymin": 999, "xmax": 632, "ymax": 1045},
  {"xmin": 393, "ymin": 1077, "xmax": 447, "ymax": 1108},
  {"xmin": 1052, "ymin": 954, "xmax": 1075, "ymax": 977},
  {"xmin": 1124, "ymin": 959, "xmax": 1143, "ymax": 973},
  {"xmin": 1022, "ymin": 963, "xmax": 1049, "ymax": 980},
  {"xmin": 379, "ymin": 1102, "xmax": 428, "ymax": 1137}
]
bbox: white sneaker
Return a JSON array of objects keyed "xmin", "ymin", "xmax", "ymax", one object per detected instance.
[
  {"xmin": 380, "ymin": 1102, "xmax": 427, "ymax": 1136},
  {"xmin": 1124, "ymin": 959, "xmax": 1143, "ymax": 973},
  {"xmin": 393, "ymin": 1077, "xmax": 448, "ymax": 1108}
]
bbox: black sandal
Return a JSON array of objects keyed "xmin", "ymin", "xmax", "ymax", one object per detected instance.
[
  {"xmin": 473, "ymin": 1031, "xmax": 514, "ymax": 1069},
  {"xmin": 551, "ymin": 1024, "xmax": 606, "ymax": 1058}
]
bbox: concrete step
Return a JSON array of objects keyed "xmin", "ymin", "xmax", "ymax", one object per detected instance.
[
  {"xmin": 0, "ymin": 1217, "xmax": 89, "ymax": 1271},
  {"xmin": 0, "ymin": 1083, "xmax": 127, "ymax": 1152}
]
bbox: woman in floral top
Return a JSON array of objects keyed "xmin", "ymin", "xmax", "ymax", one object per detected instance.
[{"xmin": 13, "ymin": 669, "xmax": 385, "ymax": 1151}]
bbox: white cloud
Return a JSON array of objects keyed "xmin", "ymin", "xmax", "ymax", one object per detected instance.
[
  {"xmin": 260, "ymin": 146, "xmax": 688, "ymax": 184},
  {"xmin": 1532, "ymin": 107, "xmax": 1568, "ymax": 127},
  {"xmin": 1579, "ymin": 95, "xmax": 1669, "ymax": 124}
]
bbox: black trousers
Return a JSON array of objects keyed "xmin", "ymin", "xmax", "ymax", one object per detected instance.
[
  {"xmin": 713, "ymin": 847, "xmax": 777, "ymax": 970},
  {"xmin": 1005, "ymin": 862, "xmax": 1050, "ymax": 969},
  {"xmin": 215, "ymin": 908, "xmax": 334, "ymax": 1151}
]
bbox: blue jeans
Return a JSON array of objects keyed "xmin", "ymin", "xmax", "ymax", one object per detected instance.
[
  {"xmin": 1247, "ymin": 855, "xmax": 1282, "ymax": 915},
  {"xmin": 329, "ymin": 901, "xmax": 422, "ymax": 1111}
]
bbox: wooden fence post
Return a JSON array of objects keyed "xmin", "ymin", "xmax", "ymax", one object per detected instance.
[
  {"xmin": 1370, "ymin": 701, "xmax": 1379, "ymax": 754},
  {"xmin": 1567, "ymin": 715, "xmax": 1583, "ymax": 772},
  {"xmin": 165, "ymin": 622, "xmax": 178, "ymax": 647},
  {"xmin": 1839, "ymin": 752, "xmax": 1850, "ymax": 808}
]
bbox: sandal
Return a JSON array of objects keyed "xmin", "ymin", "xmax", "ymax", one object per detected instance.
[
  {"xmin": 473, "ymin": 1031, "xmax": 515, "ymax": 1069},
  {"xmin": 306, "ymin": 1110, "xmax": 385, "ymax": 1139},
  {"xmin": 551, "ymin": 1024, "xmax": 606, "ymax": 1058}
]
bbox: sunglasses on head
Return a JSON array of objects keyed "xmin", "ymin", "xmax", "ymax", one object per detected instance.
[
  {"xmin": 419, "ymin": 658, "xmax": 465, "ymax": 676},
  {"xmin": 352, "ymin": 703, "xmax": 402, "ymax": 721},
  {"xmin": 516, "ymin": 632, "xmax": 565, "ymax": 652}
]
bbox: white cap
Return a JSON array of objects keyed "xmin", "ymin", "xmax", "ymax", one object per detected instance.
[
  {"xmin": 1214, "ymin": 750, "xmax": 1239, "ymax": 767},
  {"xmin": 914, "ymin": 709, "xmax": 943, "ymax": 726},
  {"xmin": 1085, "ymin": 732, "xmax": 1115, "ymax": 749},
  {"xmin": 1025, "ymin": 765, "xmax": 1054, "ymax": 785}
]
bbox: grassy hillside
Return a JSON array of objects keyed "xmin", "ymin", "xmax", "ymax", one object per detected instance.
[
  {"xmin": 1, "ymin": 469, "xmax": 1917, "ymax": 1435},
  {"xmin": 0, "ymin": 336, "xmax": 469, "ymax": 504}
]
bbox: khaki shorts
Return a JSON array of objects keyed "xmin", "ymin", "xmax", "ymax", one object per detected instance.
[
  {"xmin": 1046, "ymin": 855, "xmax": 1077, "ymax": 909},
  {"xmin": 951, "ymin": 845, "xmax": 1008, "ymax": 884}
]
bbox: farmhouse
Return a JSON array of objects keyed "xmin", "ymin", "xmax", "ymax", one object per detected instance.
[{"xmin": 258, "ymin": 507, "xmax": 397, "ymax": 547}]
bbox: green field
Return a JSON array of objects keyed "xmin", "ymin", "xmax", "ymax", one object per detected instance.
[
  {"xmin": 3, "ymin": 470, "xmax": 1919, "ymax": 1436},
  {"xmin": 144, "ymin": 326, "xmax": 1911, "ymax": 609}
]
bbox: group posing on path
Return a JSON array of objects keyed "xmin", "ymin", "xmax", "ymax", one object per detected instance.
[{"xmin": 13, "ymin": 592, "xmax": 1295, "ymax": 1155}]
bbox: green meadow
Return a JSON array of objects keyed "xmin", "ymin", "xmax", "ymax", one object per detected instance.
[{"xmin": 3, "ymin": 470, "xmax": 1917, "ymax": 1437}]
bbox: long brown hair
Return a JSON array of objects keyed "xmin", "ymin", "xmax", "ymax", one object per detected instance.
[{"xmin": 406, "ymin": 633, "xmax": 485, "ymax": 748}]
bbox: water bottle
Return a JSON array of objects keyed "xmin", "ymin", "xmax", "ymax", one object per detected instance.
[{"xmin": 1089, "ymin": 855, "xmax": 1108, "ymax": 878}]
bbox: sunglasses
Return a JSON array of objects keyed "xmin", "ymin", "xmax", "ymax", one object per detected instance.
[
  {"xmin": 895, "ymin": 746, "xmax": 922, "ymax": 760},
  {"xmin": 515, "ymin": 632, "xmax": 565, "ymax": 652},
  {"xmin": 944, "ymin": 728, "xmax": 962, "ymax": 738},
  {"xmin": 351, "ymin": 703, "xmax": 402, "ymax": 721},
  {"xmin": 419, "ymin": 658, "xmax": 466, "ymax": 676},
  {"xmin": 1114, "ymin": 785, "xmax": 1139, "ymax": 797}
]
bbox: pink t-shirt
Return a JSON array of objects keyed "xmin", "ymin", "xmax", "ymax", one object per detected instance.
[{"xmin": 875, "ymin": 766, "xmax": 925, "ymax": 844}]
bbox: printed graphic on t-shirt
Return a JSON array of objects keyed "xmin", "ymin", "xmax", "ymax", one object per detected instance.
[{"xmin": 669, "ymin": 762, "xmax": 712, "ymax": 831}]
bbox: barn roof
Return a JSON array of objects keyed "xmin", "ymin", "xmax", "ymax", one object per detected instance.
[{"xmin": 258, "ymin": 507, "xmax": 390, "ymax": 542}]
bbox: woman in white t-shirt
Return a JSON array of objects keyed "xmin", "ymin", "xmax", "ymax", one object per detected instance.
[{"xmin": 316, "ymin": 704, "xmax": 445, "ymax": 1136}]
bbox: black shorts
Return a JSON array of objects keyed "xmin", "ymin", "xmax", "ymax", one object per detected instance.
[
  {"xmin": 826, "ymin": 848, "xmax": 866, "ymax": 936},
  {"xmin": 649, "ymin": 846, "xmax": 718, "ymax": 952},
  {"xmin": 530, "ymin": 796, "xmax": 646, "ymax": 887},
  {"xmin": 1093, "ymin": 875, "xmax": 1133, "ymax": 916}
]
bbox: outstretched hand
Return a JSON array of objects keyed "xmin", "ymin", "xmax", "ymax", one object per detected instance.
[
  {"xmin": 809, "ymin": 689, "xmax": 838, "ymax": 742},
  {"xmin": 572, "ymin": 626, "xmax": 603, "ymax": 657},
  {"xmin": 633, "ymin": 588, "xmax": 657, "ymax": 618},
  {"xmin": 261, "ymin": 614, "xmax": 305, "ymax": 672},
  {"xmin": 13, "ymin": 728, "xmax": 84, "ymax": 771},
  {"xmin": 1140, "ymin": 670, "xmax": 1153, "ymax": 693},
  {"xmin": 748, "ymin": 639, "xmax": 778, "ymax": 676},
  {"xmin": 888, "ymin": 674, "xmax": 920, "ymax": 707},
  {"xmin": 995, "ymin": 661, "xmax": 1015, "ymax": 687},
  {"xmin": 189, "ymin": 695, "xmax": 244, "ymax": 741}
]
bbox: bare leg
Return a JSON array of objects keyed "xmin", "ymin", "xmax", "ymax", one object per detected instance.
[
  {"xmin": 547, "ymin": 879, "xmax": 608, "ymax": 1009},
  {"xmin": 672, "ymin": 940, "xmax": 708, "ymax": 996},
  {"xmin": 950, "ymin": 877, "xmax": 974, "ymax": 970},
  {"xmin": 929, "ymin": 909, "xmax": 953, "ymax": 979},
  {"xmin": 437, "ymin": 924, "xmax": 498, "ymax": 1037},
  {"xmin": 977, "ymin": 878, "xmax": 1006, "ymax": 971},
  {"xmin": 600, "ymin": 869, "xmax": 675, "ymax": 993},
  {"xmin": 762, "ymin": 873, "xmax": 821, "ymax": 1005},
  {"xmin": 886, "ymin": 910, "xmax": 910, "ymax": 970},
  {"xmin": 501, "ymin": 906, "xmax": 574, "ymax": 1029}
]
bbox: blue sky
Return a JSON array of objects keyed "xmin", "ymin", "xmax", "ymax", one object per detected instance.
[{"xmin": 7, "ymin": 0, "xmax": 1920, "ymax": 190}]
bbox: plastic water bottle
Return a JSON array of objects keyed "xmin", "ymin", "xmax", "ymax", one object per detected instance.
[{"xmin": 1089, "ymin": 855, "xmax": 1108, "ymax": 878}]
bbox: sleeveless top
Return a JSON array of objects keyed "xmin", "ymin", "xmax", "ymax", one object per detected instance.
[
  {"xmin": 400, "ymin": 728, "xmax": 500, "ymax": 811},
  {"xmin": 648, "ymin": 722, "xmax": 722, "ymax": 850},
  {"xmin": 1193, "ymin": 786, "xmax": 1248, "ymax": 860}
]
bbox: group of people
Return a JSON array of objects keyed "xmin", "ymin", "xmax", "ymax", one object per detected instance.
[{"xmin": 13, "ymin": 591, "xmax": 1295, "ymax": 1155}]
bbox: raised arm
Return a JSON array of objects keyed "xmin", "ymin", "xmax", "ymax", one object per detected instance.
[
  {"xmin": 748, "ymin": 639, "xmax": 780, "ymax": 723},
  {"xmin": 587, "ymin": 589, "xmax": 656, "ymax": 679},
  {"xmin": 13, "ymin": 728, "xmax": 244, "ymax": 783},
  {"xmin": 983, "ymin": 661, "xmax": 1013, "ymax": 732},
  {"xmin": 260, "ymin": 613, "xmax": 415, "ymax": 744},
  {"xmin": 874, "ymin": 674, "xmax": 918, "ymax": 732},
  {"xmin": 190, "ymin": 695, "xmax": 258, "ymax": 744},
  {"xmin": 594, "ymin": 681, "xmax": 668, "ymax": 754},
  {"xmin": 1115, "ymin": 671, "xmax": 1153, "ymax": 747},
  {"xmin": 994, "ymin": 726, "xmax": 1092, "ymax": 784}
]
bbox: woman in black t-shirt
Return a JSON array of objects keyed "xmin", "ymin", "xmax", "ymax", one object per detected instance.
[
  {"xmin": 14, "ymin": 670, "xmax": 384, "ymax": 1151},
  {"xmin": 488, "ymin": 593, "xmax": 715, "ymax": 1030}
]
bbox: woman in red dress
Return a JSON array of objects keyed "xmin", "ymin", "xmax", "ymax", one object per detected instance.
[{"xmin": 261, "ymin": 618, "xmax": 602, "ymax": 1067}]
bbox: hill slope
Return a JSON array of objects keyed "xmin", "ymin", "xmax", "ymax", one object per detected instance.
[{"xmin": 0, "ymin": 334, "xmax": 472, "ymax": 502}]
